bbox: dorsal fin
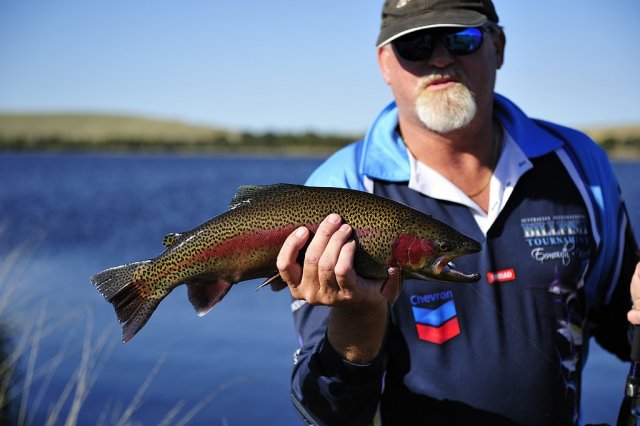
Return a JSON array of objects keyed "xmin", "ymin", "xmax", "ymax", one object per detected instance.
[
  {"xmin": 228, "ymin": 183, "xmax": 299, "ymax": 210},
  {"xmin": 162, "ymin": 232, "xmax": 184, "ymax": 248}
]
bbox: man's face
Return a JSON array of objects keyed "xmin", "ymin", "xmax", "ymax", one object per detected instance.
[{"xmin": 377, "ymin": 26, "xmax": 505, "ymax": 134}]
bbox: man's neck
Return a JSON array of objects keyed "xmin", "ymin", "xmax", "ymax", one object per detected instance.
[{"xmin": 399, "ymin": 115, "xmax": 501, "ymax": 213}]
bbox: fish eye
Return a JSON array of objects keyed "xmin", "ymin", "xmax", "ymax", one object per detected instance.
[{"xmin": 438, "ymin": 241, "xmax": 450, "ymax": 251}]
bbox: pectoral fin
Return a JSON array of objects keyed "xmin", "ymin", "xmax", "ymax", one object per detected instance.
[{"xmin": 380, "ymin": 267, "xmax": 403, "ymax": 305}]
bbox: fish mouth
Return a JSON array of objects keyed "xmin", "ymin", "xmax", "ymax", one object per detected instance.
[{"xmin": 432, "ymin": 256, "xmax": 480, "ymax": 283}]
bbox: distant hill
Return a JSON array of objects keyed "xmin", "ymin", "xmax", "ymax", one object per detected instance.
[
  {"xmin": 0, "ymin": 113, "xmax": 357, "ymax": 154},
  {"xmin": 582, "ymin": 124, "xmax": 640, "ymax": 159},
  {"xmin": 583, "ymin": 124, "xmax": 640, "ymax": 140},
  {"xmin": 0, "ymin": 112, "xmax": 239, "ymax": 144},
  {"xmin": 0, "ymin": 112, "xmax": 638, "ymax": 157}
]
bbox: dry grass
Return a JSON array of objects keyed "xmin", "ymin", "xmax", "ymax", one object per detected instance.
[
  {"xmin": 0, "ymin": 113, "xmax": 238, "ymax": 144},
  {"xmin": 2, "ymin": 112, "xmax": 637, "ymax": 158},
  {"xmin": 0, "ymin": 237, "xmax": 230, "ymax": 425},
  {"xmin": 0, "ymin": 113, "xmax": 356, "ymax": 154},
  {"xmin": 582, "ymin": 124, "xmax": 640, "ymax": 142},
  {"xmin": 581, "ymin": 124, "xmax": 640, "ymax": 160}
]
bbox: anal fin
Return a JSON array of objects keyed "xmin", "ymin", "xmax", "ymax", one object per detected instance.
[{"xmin": 187, "ymin": 279, "xmax": 232, "ymax": 317}]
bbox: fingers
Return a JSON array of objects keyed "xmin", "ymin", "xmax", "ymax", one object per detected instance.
[
  {"xmin": 276, "ymin": 226, "xmax": 309, "ymax": 288},
  {"xmin": 301, "ymin": 215, "xmax": 357, "ymax": 305},
  {"xmin": 317, "ymin": 224, "xmax": 356, "ymax": 293},
  {"xmin": 277, "ymin": 213, "xmax": 393, "ymax": 307},
  {"xmin": 277, "ymin": 214, "xmax": 345, "ymax": 300},
  {"xmin": 302, "ymin": 214, "xmax": 346, "ymax": 291},
  {"xmin": 334, "ymin": 238, "xmax": 357, "ymax": 287},
  {"xmin": 277, "ymin": 214, "xmax": 359, "ymax": 304},
  {"xmin": 628, "ymin": 310, "xmax": 640, "ymax": 325},
  {"xmin": 628, "ymin": 262, "xmax": 640, "ymax": 325}
]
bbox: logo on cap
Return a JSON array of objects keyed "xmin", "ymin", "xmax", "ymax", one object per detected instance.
[{"xmin": 396, "ymin": 0, "xmax": 412, "ymax": 8}]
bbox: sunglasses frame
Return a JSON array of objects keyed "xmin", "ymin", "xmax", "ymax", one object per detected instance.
[{"xmin": 392, "ymin": 26, "xmax": 490, "ymax": 62}]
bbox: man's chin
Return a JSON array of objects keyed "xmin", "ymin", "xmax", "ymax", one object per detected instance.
[
  {"xmin": 415, "ymin": 89, "xmax": 477, "ymax": 134},
  {"xmin": 416, "ymin": 105, "xmax": 477, "ymax": 134}
]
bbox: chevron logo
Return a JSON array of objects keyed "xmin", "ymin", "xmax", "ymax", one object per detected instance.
[{"xmin": 410, "ymin": 292, "xmax": 460, "ymax": 344}]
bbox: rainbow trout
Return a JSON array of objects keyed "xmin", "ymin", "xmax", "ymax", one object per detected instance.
[{"xmin": 91, "ymin": 184, "xmax": 481, "ymax": 342}]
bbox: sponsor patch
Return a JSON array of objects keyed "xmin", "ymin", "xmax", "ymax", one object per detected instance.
[
  {"xmin": 520, "ymin": 214, "xmax": 591, "ymax": 267},
  {"xmin": 410, "ymin": 290, "xmax": 460, "ymax": 344},
  {"xmin": 487, "ymin": 268, "xmax": 516, "ymax": 284}
]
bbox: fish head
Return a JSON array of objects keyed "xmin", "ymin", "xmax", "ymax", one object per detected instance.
[{"xmin": 392, "ymin": 232, "xmax": 481, "ymax": 283}]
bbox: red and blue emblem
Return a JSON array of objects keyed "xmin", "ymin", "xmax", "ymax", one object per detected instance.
[{"xmin": 410, "ymin": 291, "xmax": 460, "ymax": 344}]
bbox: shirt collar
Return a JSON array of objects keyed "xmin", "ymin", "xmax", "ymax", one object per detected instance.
[
  {"xmin": 360, "ymin": 94, "xmax": 563, "ymax": 182},
  {"xmin": 408, "ymin": 127, "xmax": 533, "ymax": 234}
]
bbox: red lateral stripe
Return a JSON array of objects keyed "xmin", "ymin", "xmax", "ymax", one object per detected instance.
[{"xmin": 415, "ymin": 317, "xmax": 460, "ymax": 344}]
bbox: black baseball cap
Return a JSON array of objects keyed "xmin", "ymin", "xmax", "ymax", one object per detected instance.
[{"xmin": 377, "ymin": 0, "xmax": 500, "ymax": 47}]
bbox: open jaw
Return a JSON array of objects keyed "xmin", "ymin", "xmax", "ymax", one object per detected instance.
[{"xmin": 432, "ymin": 255, "xmax": 480, "ymax": 283}]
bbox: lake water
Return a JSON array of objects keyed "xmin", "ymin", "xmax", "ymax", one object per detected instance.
[{"xmin": 1, "ymin": 153, "xmax": 638, "ymax": 425}]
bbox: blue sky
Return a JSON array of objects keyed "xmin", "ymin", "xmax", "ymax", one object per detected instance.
[{"xmin": 1, "ymin": 0, "xmax": 639, "ymax": 134}]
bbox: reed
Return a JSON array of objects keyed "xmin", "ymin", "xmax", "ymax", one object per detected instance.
[{"xmin": 0, "ymin": 238, "xmax": 225, "ymax": 425}]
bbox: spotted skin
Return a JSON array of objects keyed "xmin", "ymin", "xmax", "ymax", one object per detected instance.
[{"xmin": 90, "ymin": 184, "xmax": 481, "ymax": 342}]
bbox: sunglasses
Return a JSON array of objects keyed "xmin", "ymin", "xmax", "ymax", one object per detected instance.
[{"xmin": 392, "ymin": 27, "xmax": 486, "ymax": 62}]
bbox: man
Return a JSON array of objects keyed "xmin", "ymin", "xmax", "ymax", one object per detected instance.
[{"xmin": 277, "ymin": 1, "xmax": 640, "ymax": 424}]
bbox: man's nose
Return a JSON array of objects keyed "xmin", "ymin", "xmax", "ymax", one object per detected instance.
[{"xmin": 428, "ymin": 39, "xmax": 455, "ymax": 68}]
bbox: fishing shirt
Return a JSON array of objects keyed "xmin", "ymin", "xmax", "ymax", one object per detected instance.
[{"xmin": 290, "ymin": 94, "xmax": 639, "ymax": 426}]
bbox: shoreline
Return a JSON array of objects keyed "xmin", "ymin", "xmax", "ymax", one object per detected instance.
[{"xmin": 1, "ymin": 143, "xmax": 638, "ymax": 161}]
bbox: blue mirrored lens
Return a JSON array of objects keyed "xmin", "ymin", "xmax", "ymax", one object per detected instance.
[
  {"xmin": 444, "ymin": 28, "xmax": 483, "ymax": 54},
  {"xmin": 393, "ymin": 27, "xmax": 484, "ymax": 62}
]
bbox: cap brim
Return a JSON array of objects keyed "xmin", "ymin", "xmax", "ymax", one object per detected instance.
[{"xmin": 376, "ymin": 11, "xmax": 488, "ymax": 47}]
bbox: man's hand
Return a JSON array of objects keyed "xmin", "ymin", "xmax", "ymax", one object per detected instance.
[
  {"xmin": 277, "ymin": 213, "xmax": 390, "ymax": 307},
  {"xmin": 277, "ymin": 213, "xmax": 398, "ymax": 364},
  {"xmin": 628, "ymin": 262, "xmax": 640, "ymax": 324}
]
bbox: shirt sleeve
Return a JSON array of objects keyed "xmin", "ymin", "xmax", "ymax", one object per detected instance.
[
  {"xmin": 290, "ymin": 140, "xmax": 386, "ymax": 425},
  {"xmin": 290, "ymin": 302, "xmax": 386, "ymax": 426},
  {"xmin": 543, "ymin": 122, "xmax": 639, "ymax": 360},
  {"xmin": 305, "ymin": 141, "xmax": 366, "ymax": 191},
  {"xmin": 589, "ymin": 209, "xmax": 639, "ymax": 361}
]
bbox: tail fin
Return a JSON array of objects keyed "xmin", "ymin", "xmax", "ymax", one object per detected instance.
[{"xmin": 90, "ymin": 260, "xmax": 160, "ymax": 343}]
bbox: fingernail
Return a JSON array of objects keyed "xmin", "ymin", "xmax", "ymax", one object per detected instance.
[
  {"xmin": 328, "ymin": 213, "xmax": 340, "ymax": 224},
  {"xmin": 340, "ymin": 224, "xmax": 351, "ymax": 233},
  {"xmin": 295, "ymin": 227, "xmax": 307, "ymax": 237}
]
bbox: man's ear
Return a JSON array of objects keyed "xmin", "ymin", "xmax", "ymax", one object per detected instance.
[
  {"xmin": 377, "ymin": 45, "xmax": 393, "ymax": 84},
  {"xmin": 494, "ymin": 29, "xmax": 506, "ymax": 70}
]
